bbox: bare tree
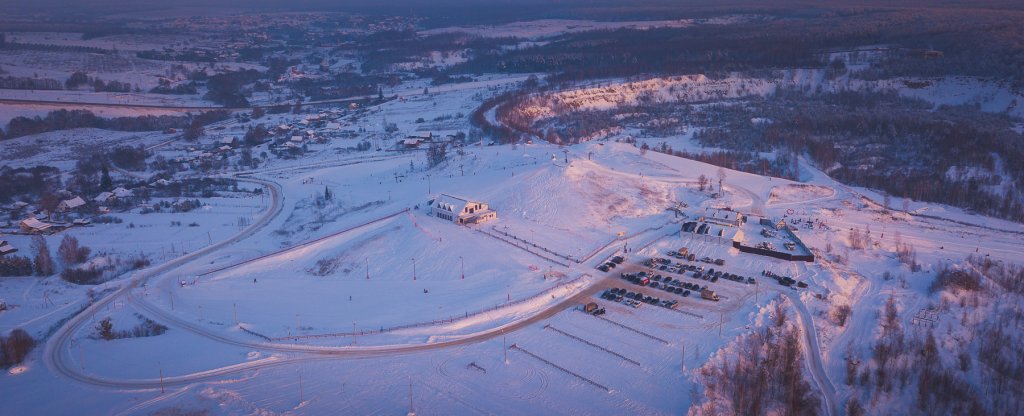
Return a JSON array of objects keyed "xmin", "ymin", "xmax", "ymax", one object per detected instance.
[
  {"xmin": 697, "ymin": 174, "xmax": 709, "ymax": 192},
  {"xmin": 846, "ymin": 397, "xmax": 865, "ymax": 416},
  {"xmin": 57, "ymin": 235, "xmax": 90, "ymax": 266},
  {"xmin": 831, "ymin": 303, "xmax": 852, "ymax": 327},
  {"xmin": 31, "ymin": 235, "xmax": 54, "ymax": 276},
  {"xmin": 717, "ymin": 167, "xmax": 727, "ymax": 193}
]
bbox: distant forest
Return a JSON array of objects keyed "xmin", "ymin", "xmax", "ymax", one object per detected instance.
[{"xmin": 447, "ymin": 7, "xmax": 1024, "ymax": 86}]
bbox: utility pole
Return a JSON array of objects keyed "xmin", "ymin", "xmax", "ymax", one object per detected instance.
[
  {"xmin": 159, "ymin": 363, "xmax": 165, "ymax": 394},
  {"xmin": 408, "ymin": 376, "xmax": 414, "ymax": 414},
  {"xmin": 681, "ymin": 345, "xmax": 686, "ymax": 373},
  {"xmin": 366, "ymin": 257, "xmax": 370, "ymax": 279},
  {"xmin": 459, "ymin": 256, "xmax": 464, "ymax": 279},
  {"xmin": 503, "ymin": 334, "xmax": 508, "ymax": 363},
  {"xmin": 426, "ymin": 174, "xmax": 431, "ymax": 194},
  {"xmin": 169, "ymin": 291, "xmax": 174, "ymax": 310},
  {"xmin": 412, "ymin": 257, "xmax": 417, "ymax": 280},
  {"xmin": 719, "ymin": 311, "xmax": 724, "ymax": 337},
  {"xmin": 353, "ymin": 322, "xmax": 357, "ymax": 345},
  {"xmin": 233, "ymin": 303, "xmax": 238, "ymax": 325},
  {"xmin": 299, "ymin": 372, "xmax": 304, "ymax": 402}
]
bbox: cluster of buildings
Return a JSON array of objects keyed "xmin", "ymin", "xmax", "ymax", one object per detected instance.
[
  {"xmin": 4, "ymin": 182, "xmax": 167, "ymax": 235},
  {"xmin": 681, "ymin": 208, "xmax": 814, "ymax": 262}
]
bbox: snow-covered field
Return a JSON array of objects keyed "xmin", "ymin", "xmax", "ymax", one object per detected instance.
[{"xmin": 2, "ymin": 57, "xmax": 1023, "ymax": 415}]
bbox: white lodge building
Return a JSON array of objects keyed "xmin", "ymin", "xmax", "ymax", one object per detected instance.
[{"xmin": 429, "ymin": 194, "xmax": 497, "ymax": 225}]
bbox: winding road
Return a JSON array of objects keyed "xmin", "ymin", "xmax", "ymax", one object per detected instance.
[
  {"xmin": 42, "ymin": 176, "xmax": 671, "ymax": 390},
  {"xmin": 38, "ymin": 147, "xmax": 843, "ymax": 416},
  {"xmin": 44, "ymin": 176, "xmax": 284, "ymax": 388}
]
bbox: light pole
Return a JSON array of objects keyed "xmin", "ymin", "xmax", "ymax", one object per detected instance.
[
  {"xmin": 426, "ymin": 174, "xmax": 431, "ymax": 194},
  {"xmin": 459, "ymin": 256, "xmax": 465, "ymax": 280},
  {"xmin": 412, "ymin": 257, "xmax": 417, "ymax": 281},
  {"xmin": 365, "ymin": 257, "xmax": 369, "ymax": 280}
]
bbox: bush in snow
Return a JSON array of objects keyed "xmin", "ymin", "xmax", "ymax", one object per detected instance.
[{"xmin": 0, "ymin": 328, "xmax": 36, "ymax": 368}]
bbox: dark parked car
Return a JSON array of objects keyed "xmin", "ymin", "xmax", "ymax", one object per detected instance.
[
  {"xmin": 683, "ymin": 290, "xmax": 691, "ymax": 297},
  {"xmin": 674, "ymin": 287, "xmax": 683, "ymax": 294}
]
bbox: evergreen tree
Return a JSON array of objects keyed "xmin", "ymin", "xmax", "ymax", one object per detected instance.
[
  {"xmin": 96, "ymin": 318, "xmax": 114, "ymax": 340},
  {"xmin": 100, "ymin": 166, "xmax": 112, "ymax": 191}
]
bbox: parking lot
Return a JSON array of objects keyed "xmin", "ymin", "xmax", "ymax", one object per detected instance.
[{"xmin": 590, "ymin": 239, "xmax": 807, "ymax": 318}]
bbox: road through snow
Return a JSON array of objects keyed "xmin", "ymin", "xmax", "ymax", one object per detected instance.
[
  {"xmin": 44, "ymin": 176, "xmax": 284, "ymax": 390},
  {"xmin": 43, "ymin": 207, "xmax": 673, "ymax": 390},
  {"xmin": 782, "ymin": 290, "xmax": 838, "ymax": 416}
]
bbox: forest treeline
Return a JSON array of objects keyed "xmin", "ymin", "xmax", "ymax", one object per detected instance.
[
  {"xmin": 0, "ymin": 109, "xmax": 229, "ymax": 141},
  {"xmin": 442, "ymin": 7, "xmax": 1024, "ymax": 86}
]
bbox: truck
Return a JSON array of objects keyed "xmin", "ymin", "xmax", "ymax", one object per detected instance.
[
  {"xmin": 583, "ymin": 302, "xmax": 605, "ymax": 315},
  {"xmin": 700, "ymin": 288, "xmax": 721, "ymax": 302}
]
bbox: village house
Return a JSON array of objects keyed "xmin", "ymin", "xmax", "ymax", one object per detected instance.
[
  {"xmin": 403, "ymin": 132, "xmax": 434, "ymax": 149},
  {"xmin": 20, "ymin": 217, "xmax": 52, "ymax": 234},
  {"xmin": 220, "ymin": 136, "xmax": 240, "ymax": 147},
  {"xmin": 429, "ymin": 194, "xmax": 497, "ymax": 225},
  {"xmin": 112, "ymin": 187, "xmax": 134, "ymax": 199},
  {"xmin": 0, "ymin": 240, "xmax": 16, "ymax": 256},
  {"xmin": 94, "ymin": 191, "xmax": 114, "ymax": 204},
  {"xmin": 57, "ymin": 196, "xmax": 86, "ymax": 212}
]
